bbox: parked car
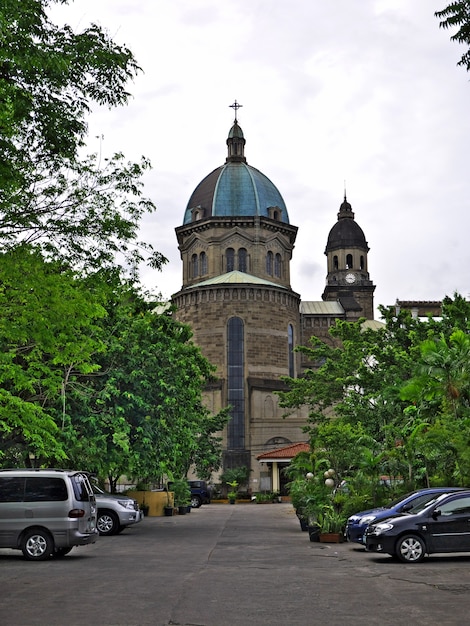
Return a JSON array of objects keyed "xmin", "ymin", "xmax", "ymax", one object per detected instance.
[
  {"xmin": 345, "ymin": 487, "xmax": 467, "ymax": 544},
  {"xmin": 365, "ymin": 490, "xmax": 470, "ymax": 562},
  {"xmin": 92, "ymin": 485, "xmax": 143, "ymax": 536},
  {"xmin": 188, "ymin": 480, "xmax": 211, "ymax": 508},
  {"xmin": 0, "ymin": 468, "xmax": 98, "ymax": 560}
]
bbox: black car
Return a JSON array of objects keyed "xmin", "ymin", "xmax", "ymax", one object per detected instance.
[
  {"xmin": 188, "ymin": 480, "xmax": 211, "ymax": 508},
  {"xmin": 365, "ymin": 490, "xmax": 470, "ymax": 562}
]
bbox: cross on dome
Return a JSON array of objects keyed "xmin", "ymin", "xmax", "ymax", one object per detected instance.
[{"xmin": 229, "ymin": 100, "xmax": 243, "ymax": 121}]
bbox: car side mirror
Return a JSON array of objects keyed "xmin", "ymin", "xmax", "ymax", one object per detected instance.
[
  {"xmin": 402, "ymin": 503, "xmax": 412, "ymax": 512},
  {"xmin": 432, "ymin": 509, "xmax": 442, "ymax": 520}
]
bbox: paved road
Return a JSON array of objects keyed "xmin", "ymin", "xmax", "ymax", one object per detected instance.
[{"xmin": 1, "ymin": 502, "xmax": 469, "ymax": 625}]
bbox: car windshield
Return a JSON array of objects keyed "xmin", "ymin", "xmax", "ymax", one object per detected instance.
[
  {"xmin": 384, "ymin": 491, "xmax": 416, "ymax": 509},
  {"xmin": 407, "ymin": 494, "xmax": 447, "ymax": 515}
]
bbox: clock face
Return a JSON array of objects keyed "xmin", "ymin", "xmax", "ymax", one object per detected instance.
[{"xmin": 345, "ymin": 273, "xmax": 356, "ymax": 284}]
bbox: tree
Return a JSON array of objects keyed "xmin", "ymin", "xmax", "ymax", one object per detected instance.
[
  {"xmin": 60, "ymin": 280, "xmax": 229, "ymax": 488},
  {"xmin": 0, "ymin": 245, "xmax": 106, "ymax": 463},
  {"xmin": 2, "ymin": 151, "xmax": 166, "ymax": 274},
  {"xmin": 1, "ymin": 1, "xmax": 164, "ymax": 274},
  {"xmin": 279, "ymin": 294, "xmax": 470, "ymax": 490},
  {"xmin": 1, "ymin": 0, "xmax": 139, "ymax": 201},
  {"xmin": 436, "ymin": 2, "xmax": 470, "ymax": 72}
]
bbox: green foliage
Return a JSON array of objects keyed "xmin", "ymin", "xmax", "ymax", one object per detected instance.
[
  {"xmin": 0, "ymin": 246, "xmax": 106, "ymax": 462},
  {"xmin": 316, "ymin": 505, "xmax": 346, "ymax": 534},
  {"xmin": 2, "ymin": 152, "xmax": 165, "ymax": 275},
  {"xmin": 0, "ymin": 0, "xmax": 140, "ymax": 201},
  {"xmin": 281, "ymin": 293, "xmax": 470, "ymax": 512},
  {"xmin": 171, "ymin": 479, "xmax": 191, "ymax": 507},
  {"xmin": 436, "ymin": 2, "xmax": 470, "ymax": 73},
  {"xmin": 221, "ymin": 466, "xmax": 250, "ymax": 489}
]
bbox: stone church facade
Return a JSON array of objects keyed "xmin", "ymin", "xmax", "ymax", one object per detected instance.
[{"xmin": 171, "ymin": 110, "xmax": 375, "ymax": 495}]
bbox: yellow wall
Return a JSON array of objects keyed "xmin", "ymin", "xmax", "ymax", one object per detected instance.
[{"xmin": 128, "ymin": 490, "xmax": 174, "ymax": 516}]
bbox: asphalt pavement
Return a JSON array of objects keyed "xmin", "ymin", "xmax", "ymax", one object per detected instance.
[{"xmin": 1, "ymin": 502, "xmax": 469, "ymax": 625}]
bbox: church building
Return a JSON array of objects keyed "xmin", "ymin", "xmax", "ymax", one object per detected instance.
[{"xmin": 172, "ymin": 105, "xmax": 375, "ymax": 495}]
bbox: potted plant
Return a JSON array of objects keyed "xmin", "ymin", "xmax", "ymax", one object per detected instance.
[
  {"xmin": 171, "ymin": 478, "xmax": 191, "ymax": 515},
  {"xmin": 227, "ymin": 480, "xmax": 238, "ymax": 504},
  {"xmin": 317, "ymin": 505, "xmax": 346, "ymax": 543},
  {"xmin": 163, "ymin": 483, "xmax": 174, "ymax": 516}
]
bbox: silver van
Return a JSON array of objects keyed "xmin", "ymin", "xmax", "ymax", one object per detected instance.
[{"xmin": 0, "ymin": 469, "xmax": 98, "ymax": 560}]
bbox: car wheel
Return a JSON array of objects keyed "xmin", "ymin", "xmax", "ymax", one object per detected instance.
[
  {"xmin": 52, "ymin": 547, "xmax": 73, "ymax": 558},
  {"xmin": 21, "ymin": 529, "xmax": 54, "ymax": 560},
  {"xmin": 191, "ymin": 495, "xmax": 202, "ymax": 508},
  {"xmin": 97, "ymin": 510, "xmax": 119, "ymax": 535},
  {"xmin": 395, "ymin": 534, "xmax": 426, "ymax": 563}
]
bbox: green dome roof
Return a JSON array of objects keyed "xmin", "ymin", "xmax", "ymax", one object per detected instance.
[{"xmin": 183, "ymin": 121, "xmax": 289, "ymax": 225}]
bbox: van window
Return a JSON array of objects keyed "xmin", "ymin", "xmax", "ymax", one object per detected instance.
[
  {"xmin": 71, "ymin": 474, "xmax": 93, "ymax": 501},
  {"xmin": 0, "ymin": 476, "xmax": 24, "ymax": 502},
  {"xmin": 24, "ymin": 477, "xmax": 68, "ymax": 502}
]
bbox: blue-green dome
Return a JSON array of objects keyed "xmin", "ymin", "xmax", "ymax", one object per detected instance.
[{"xmin": 183, "ymin": 121, "xmax": 289, "ymax": 225}]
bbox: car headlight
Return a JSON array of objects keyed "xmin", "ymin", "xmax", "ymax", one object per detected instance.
[
  {"xmin": 118, "ymin": 500, "xmax": 135, "ymax": 510},
  {"xmin": 359, "ymin": 515, "xmax": 377, "ymax": 525},
  {"xmin": 369, "ymin": 522, "xmax": 394, "ymax": 535}
]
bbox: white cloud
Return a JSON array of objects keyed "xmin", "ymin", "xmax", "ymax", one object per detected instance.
[{"xmin": 49, "ymin": 0, "xmax": 470, "ymax": 312}]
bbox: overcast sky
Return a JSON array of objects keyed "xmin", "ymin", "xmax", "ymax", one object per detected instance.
[{"xmin": 50, "ymin": 0, "xmax": 470, "ymax": 319}]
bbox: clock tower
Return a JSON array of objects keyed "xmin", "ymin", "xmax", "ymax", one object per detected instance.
[{"xmin": 322, "ymin": 195, "xmax": 375, "ymax": 319}]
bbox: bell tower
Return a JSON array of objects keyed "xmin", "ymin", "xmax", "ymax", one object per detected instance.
[{"xmin": 322, "ymin": 195, "xmax": 375, "ymax": 320}]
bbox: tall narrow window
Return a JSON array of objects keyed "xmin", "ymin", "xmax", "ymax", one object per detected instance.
[
  {"xmin": 360, "ymin": 255, "xmax": 364, "ymax": 270},
  {"xmin": 227, "ymin": 317, "xmax": 245, "ymax": 449},
  {"xmin": 266, "ymin": 251, "xmax": 273, "ymax": 275},
  {"xmin": 288, "ymin": 324, "xmax": 294, "ymax": 377},
  {"xmin": 238, "ymin": 248, "xmax": 247, "ymax": 272},
  {"xmin": 200, "ymin": 251, "xmax": 207, "ymax": 275},
  {"xmin": 333, "ymin": 255, "xmax": 338, "ymax": 270},
  {"xmin": 346, "ymin": 254, "xmax": 353, "ymax": 269},
  {"xmin": 274, "ymin": 253, "xmax": 282, "ymax": 278},
  {"xmin": 226, "ymin": 248, "xmax": 235, "ymax": 272},
  {"xmin": 191, "ymin": 254, "xmax": 198, "ymax": 278}
]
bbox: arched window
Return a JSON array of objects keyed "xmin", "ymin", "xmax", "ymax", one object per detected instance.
[
  {"xmin": 227, "ymin": 317, "xmax": 245, "ymax": 449},
  {"xmin": 346, "ymin": 254, "xmax": 353, "ymax": 269},
  {"xmin": 238, "ymin": 248, "xmax": 247, "ymax": 272},
  {"xmin": 360, "ymin": 255, "xmax": 364, "ymax": 270},
  {"xmin": 191, "ymin": 254, "xmax": 198, "ymax": 278},
  {"xmin": 288, "ymin": 324, "xmax": 294, "ymax": 377},
  {"xmin": 266, "ymin": 251, "xmax": 273, "ymax": 275},
  {"xmin": 200, "ymin": 251, "xmax": 207, "ymax": 275},
  {"xmin": 274, "ymin": 253, "xmax": 282, "ymax": 278},
  {"xmin": 333, "ymin": 255, "xmax": 339, "ymax": 270},
  {"xmin": 226, "ymin": 248, "xmax": 235, "ymax": 272}
]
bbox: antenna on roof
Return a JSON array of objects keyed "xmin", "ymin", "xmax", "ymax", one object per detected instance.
[{"xmin": 229, "ymin": 99, "xmax": 243, "ymax": 122}]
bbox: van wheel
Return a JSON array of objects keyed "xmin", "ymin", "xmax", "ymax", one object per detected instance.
[
  {"xmin": 53, "ymin": 547, "xmax": 73, "ymax": 558},
  {"xmin": 97, "ymin": 510, "xmax": 119, "ymax": 535},
  {"xmin": 21, "ymin": 529, "xmax": 54, "ymax": 560}
]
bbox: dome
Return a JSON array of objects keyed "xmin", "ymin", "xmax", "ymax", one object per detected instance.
[
  {"xmin": 325, "ymin": 195, "xmax": 368, "ymax": 251},
  {"xmin": 182, "ymin": 120, "xmax": 289, "ymax": 225}
]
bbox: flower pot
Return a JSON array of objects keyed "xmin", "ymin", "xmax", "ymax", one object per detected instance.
[
  {"xmin": 319, "ymin": 532, "xmax": 344, "ymax": 543},
  {"xmin": 308, "ymin": 524, "xmax": 321, "ymax": 542},
  {"xmin": 164, "ymin": 506, "xmax": 173, "ymax": 517},
  {"xmin": 178, "ymin": 505, "xmax": 187, "ymax": 515}
]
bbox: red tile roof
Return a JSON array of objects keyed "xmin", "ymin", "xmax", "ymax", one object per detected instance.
[{"xmin": 257, "ymin": 442, "xmax": 310, "ymax": 461}]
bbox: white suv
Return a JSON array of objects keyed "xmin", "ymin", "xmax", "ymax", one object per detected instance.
[{"xmin": 93, "ymin": 485, "xmax": 143, "ymax": 536}]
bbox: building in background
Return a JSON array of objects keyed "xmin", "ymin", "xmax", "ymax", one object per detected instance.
[{"xmin": 172, "ymin": 107, "xmax": 375, "ymax": 494}]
